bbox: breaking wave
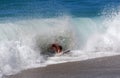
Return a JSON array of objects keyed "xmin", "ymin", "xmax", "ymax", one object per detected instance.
[{"xmin": 1, "ymin": 11, "xmax": 120, "ymax": 77}]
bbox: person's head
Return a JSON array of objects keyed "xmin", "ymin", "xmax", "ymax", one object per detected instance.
[
  {"xmin": 51, "ymin": 44, "xmax": 57, "ymax": 51},
  {"xmin": 51, "ymin": 44, "xmax": 62, "ymax": 53}
]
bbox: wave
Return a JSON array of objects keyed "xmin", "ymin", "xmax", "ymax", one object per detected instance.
[
  {"xmin": 0, "ymin": 16, "xmax": 78, "ymax": 77},
  {"xmin": 85, "ymin": 7, "xmax": 120, "ymax": 52},
  {"xmin": 0, "ymin": 13, "xmax": 120, "ymax": 78}
]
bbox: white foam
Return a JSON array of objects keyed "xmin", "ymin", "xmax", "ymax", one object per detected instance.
[
  {"xmin": 0, "ymin": 16, "xmax": 77, "ymax": 77},
  {"xmin": 0, "ymin": 14, "xmax": 120, "ymax": 78},
  {"xmin": 85, "ymin": 10, "xmax": 120, "ymax": 52}
]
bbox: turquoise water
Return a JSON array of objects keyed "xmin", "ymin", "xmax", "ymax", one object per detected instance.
[{"xmin": 0, "ymin": 0, "xmax": 120, "ymax": 19}]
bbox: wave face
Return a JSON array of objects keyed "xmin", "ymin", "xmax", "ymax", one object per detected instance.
[{"xmin": 0, "ymin": 0, "xmax": 120, "ymax": 78}]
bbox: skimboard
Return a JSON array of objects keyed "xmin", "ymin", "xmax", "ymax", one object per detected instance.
[
  {"xmin": 55, "ymin": 50, "xmax": 71, "ymax": 56},
  {"xmin": 62, "ymin": 50, "xmax": 71, "ymax": 54}
]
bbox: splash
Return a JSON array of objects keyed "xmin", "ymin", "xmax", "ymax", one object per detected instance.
[
  {"xmin": 1, "ymin": 13, "xmax": 120, "ymax": 77},
  {"xmin": 0, "ymin": 16, "xmax": 78, "ymax": 77},
  {"xmin": 85, "ymin": 7, "xmax": 120, "ymax": 52}
]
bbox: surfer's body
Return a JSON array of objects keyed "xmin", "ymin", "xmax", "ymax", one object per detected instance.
[
  {"xmin": 41, "ymin": 43, "xmax": 70, "ymax": 57},
  {"xmin": 50, "ymin": 43, "xmax": 63, "ymax": 54},
  {"xmin": 49, "ymin": 43, "xmax": 70, "ymax": 56}
]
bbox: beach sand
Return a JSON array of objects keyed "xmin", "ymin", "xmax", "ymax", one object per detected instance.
[{"xmin": 7, "ymin": 55, "xmax": 120, "ymax": 78}]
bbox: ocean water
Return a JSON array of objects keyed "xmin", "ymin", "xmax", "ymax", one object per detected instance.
[{"xmin": 0, "ymin": 0, "xmax": 120, "ymax": 77}]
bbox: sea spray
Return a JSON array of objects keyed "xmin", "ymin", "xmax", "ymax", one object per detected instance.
[
  {"xmin": 1, "ymin": 12, "xmax": 120, "ymax": 78},
  {"xmin": 0, "ymin": 16, "xmax": 78, "ymax": 77},
  {"xmin": 85, "ymin": 7, "xmax": 120, "ymax": 52}
]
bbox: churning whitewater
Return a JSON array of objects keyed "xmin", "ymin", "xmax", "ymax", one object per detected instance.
[{"xmin": 0, "ymin": 11, "xmax": 120, "ymax": 77}]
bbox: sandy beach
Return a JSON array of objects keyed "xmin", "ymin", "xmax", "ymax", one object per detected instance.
[{"xmin": 7, "ymin": 55, "xmax": 120, "ymax": 78}]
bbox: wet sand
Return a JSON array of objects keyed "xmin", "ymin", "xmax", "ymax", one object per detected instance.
[{"xmin": 7, "ymin": 55, "xmax": 120, "ymax": 78}]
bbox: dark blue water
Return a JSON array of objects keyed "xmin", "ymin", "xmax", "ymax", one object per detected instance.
[{"xmin": 0, "ymin": 0, "xmax": 120, "ymax": 19}]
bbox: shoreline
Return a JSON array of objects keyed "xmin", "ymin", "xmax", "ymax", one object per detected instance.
[{"xmin": 7, "ymin": 55, "xmax": 120, "ymax": 78}]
